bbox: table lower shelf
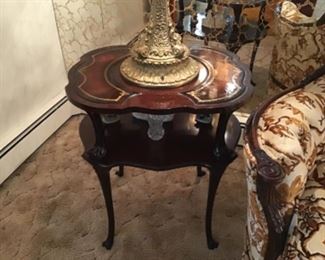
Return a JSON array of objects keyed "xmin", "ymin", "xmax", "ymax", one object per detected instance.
[{"xmin": 79, "ymin": 113, "xmax": 241, "ymax": 170}]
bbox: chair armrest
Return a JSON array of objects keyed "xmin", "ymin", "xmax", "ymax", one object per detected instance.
[
  {"xmin": 246, "ymin": 111, "xmax": 288, "ymax": 259},
  {"xmin": 252, "ymin": 149, "xmax": 289, "ymax": 260}
]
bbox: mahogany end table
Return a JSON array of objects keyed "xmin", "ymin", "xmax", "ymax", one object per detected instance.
[{"xmin": 65, "ymin": 45, "xmax": 253, "ymax": 250}]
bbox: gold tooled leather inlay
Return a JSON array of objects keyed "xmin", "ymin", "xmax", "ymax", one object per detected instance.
[{"xmin": 78, "ymin": 51, "xmax": 129, "ymax": 102}]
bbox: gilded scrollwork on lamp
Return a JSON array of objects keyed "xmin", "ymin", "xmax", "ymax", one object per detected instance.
[{"xmin": 120, "ymin": 0, "xmax": 199, "ymax": 88}]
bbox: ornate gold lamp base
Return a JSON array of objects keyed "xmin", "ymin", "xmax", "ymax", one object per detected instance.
[
  {"xmin": 120, "ymin": 0, "xmax": 199, "ymax": 88},
  {"xmin": 120, "ymin": 56, "xmax": 199, "ymax": 88}
]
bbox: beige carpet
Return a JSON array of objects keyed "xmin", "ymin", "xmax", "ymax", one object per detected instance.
[{"xmin": 0, "ymin": 116, "xmax": 247, "ymax": 260}]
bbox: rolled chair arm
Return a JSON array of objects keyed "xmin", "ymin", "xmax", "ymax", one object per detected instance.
[{"xmin": 253, "ymin": 149, "xmax": 287, "ymax": 259}]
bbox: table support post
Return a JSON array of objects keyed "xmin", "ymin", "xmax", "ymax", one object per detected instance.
[
  {"xmin": 205, "ymin": 165, "xmax": 223, "ymax": 249},
  {"xmin": 197, "ymin": 166, "xmax": 207, "ymax": 177},
  {"xmin": 205, "ymin": 0, "xmax": 213, "ymax": 15},
  {"xmin": 87, "ymin": 112, "xmax": 107, "ymax": 160},
  {"xmin": 250, "ymin": 2, "xmax": 266, "ymax": 72},
  {"xmin": 93, "ymin": 165, "xmax": 115, "ymax": 250},
  {"xmin": 205, "ymin": 111, "xmax": 239, "ymax": 249},
  {"xmin": 250, "ymin": 39, "xmax": 261, "ymax": 72},
  {"xmin": 116, "ymin": 166, "xmax": 124, "ymax": 177},
  {"xmin": 176, "ymin": 0, "xmax": 185, "ymax": 33},
  {"xmin": 214, "ymin": 112, "xmax": 232, "ymax": 158}
]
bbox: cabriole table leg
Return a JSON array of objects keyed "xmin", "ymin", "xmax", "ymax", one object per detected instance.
[
  {"xmin": 93, "ymin": 165, "xmax": 115, "ymax": 250},
  {"xmin": 205, "ymin": 112, "xmax": 239, "ymax": 249},
  {"xmin": 205, "ymin": 165, "xmax": 222, "ymax": 249}
]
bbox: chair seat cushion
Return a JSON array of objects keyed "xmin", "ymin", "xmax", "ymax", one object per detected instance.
[{"xmin": 283, "ymin": 161, "xmax": 325, "ymax": 259}]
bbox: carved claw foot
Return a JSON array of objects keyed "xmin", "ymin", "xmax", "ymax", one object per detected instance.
[
  {"xmin": 102, "ymin": 238, "xmax": 113, "ymax": 250},
  {"xmin": 207, "ymin": 238, "xmax": 219, "ymax": 250},
  {"xmin": 87, "ymin": 146, "xmax": 107, "ymax": 161}
]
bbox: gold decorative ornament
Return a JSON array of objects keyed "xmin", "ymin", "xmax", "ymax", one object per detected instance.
[{"xmin": 120, "ymin": 0, "xmax": 199, "ymax": 88}]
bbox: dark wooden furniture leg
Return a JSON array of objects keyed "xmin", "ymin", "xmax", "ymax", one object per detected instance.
[
  {"xmin": 205, "ymin": 112, "xmax": 238, "ymax": 249},
  {"xmin": 250, "ymin": 39, "xmax": 261, "ymax": 71},
  {"xmin": 176, "ymin": 0, "xmax": 185, "ymax": 33},
  {"xmin": 227, "ymin": 4, "xmax": 244, "ymax": 49},
  {"xmin": 82, "ymin": 113, "xmax": 115, "ymax": 249},
  {"xmin": 86, "ymin": 112, "xmax": 107, "ymax": 161},
  {"xmin": 214, "ymin": 112, "xmax": 232, "ymax": 157},
  {"xmin": 250, "ymin": 2, "xmax": 266, "ymax": 72},
  {"xmin": 93, "ymin": 165, "xmax": 115, "ymax": 250},
  {"xmin": 205, "ymin": 165, "xmax": 222, "ymax": 249},
  {"xmin": 115, "ymin": 166, "xmax": 124, "ymax": 177},
  {"xmin": 197, "ymin": 166, "xmax": 207, "ymax": 177},
  {"xmin": 206, "ymin": 0, "xmax": 214, "ymax": 15}
]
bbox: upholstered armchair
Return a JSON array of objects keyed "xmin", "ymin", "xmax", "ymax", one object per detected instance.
[
  {"xmin": 243, "ymin": 65, "xmax": 325, "ymax": 260},
  {"xmin": 269, "ymin": 1, "xmax": 325, "ymax": 94}
]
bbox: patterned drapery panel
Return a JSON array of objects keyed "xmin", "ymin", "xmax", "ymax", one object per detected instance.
[{"xmin": 52, "ymin": 0, "xmax": 145, "ymax": 69}]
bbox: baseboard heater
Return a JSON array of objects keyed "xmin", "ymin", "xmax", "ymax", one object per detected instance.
[
  {"xmin": 0, "ymin": 96, "xmax": 71, "ymax": 184},
  {"xmin": 0, "ymin": 96, "xmax": 68, "ymax": 159}
]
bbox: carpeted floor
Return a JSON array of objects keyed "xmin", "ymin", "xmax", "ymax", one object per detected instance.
[{"xmin": 0, "ymin": 116, "xmax": 247, "ymax": 260}]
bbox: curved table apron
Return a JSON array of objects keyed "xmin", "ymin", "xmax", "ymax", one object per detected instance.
[{"xmin": 66, "ymin": 45, "xmax": 253, "ymax": 250}]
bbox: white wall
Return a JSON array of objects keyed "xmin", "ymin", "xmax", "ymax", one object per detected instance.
[
  {"xmin": 0, "ymin": 1, "xmax": 68, "ymax": 149},
  {"xmin": 0, "ymin": 0, "xmax": 145, "ymax": 184},
  {"xmin": 0, "ymin": 0, "xmax": 68, "ymax": 183}
]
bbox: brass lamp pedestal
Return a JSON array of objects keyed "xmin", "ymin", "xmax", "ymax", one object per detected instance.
[{"xmin": 120, "ymin": 0, "xmax": 199, "ymax": 88}]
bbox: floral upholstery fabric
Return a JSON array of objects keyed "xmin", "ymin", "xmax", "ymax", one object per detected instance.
[
  {"xmin": 244, "ymin": 74, "xmax": 325, "ymax": 259},
  {"xmin": 268, "ymin": 1, "xmax": 325, "ymax": 94},
  {"xmin": 283, "ymin": 161, "xmax": 325, "ymax": 259},
  {"xmin": 243, "ymin": 146, "xmax": 269, "ymax": 259}
]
